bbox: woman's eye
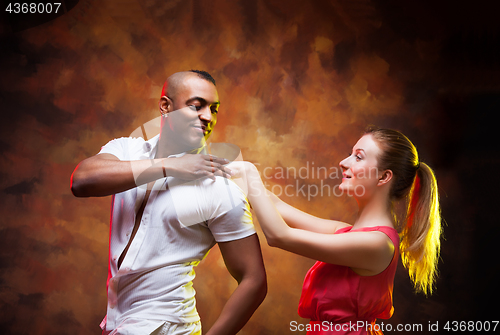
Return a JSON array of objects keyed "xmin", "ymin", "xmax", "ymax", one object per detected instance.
[{"xmin": 355, "ymin": 155, "xmax": 362, "ymax": 161}]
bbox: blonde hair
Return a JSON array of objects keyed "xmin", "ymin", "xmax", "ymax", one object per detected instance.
[{"xmin": 365, "ymin": 126, "xmax": 442, "ymax": 295}]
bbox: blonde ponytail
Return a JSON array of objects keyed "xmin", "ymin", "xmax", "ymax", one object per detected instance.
[
  {"xmin": 400, "ymin": 163, "xmax": 442, "ymax": 295},
  {"xmin": 364, "ymin": 126, "xmax": 443, "ymax": 295}
]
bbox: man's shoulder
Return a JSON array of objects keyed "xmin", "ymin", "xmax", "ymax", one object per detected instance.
[
  {"xmin": 111, "ymin": 136, "xmax": 147, "ymax": 145},
  {"xmin": 168, "ymin": 176, "xmax": 248, "ymax": 216},
  {"xmin": 199, "ymin": 176, "xmax": 247, "ymax": 199},
  {"xmin": 170, "ymin": 176, "xmax": 245, "ymax": 200},
  {"xmin": 101, "ymin": 136, "xmax": 146, "ymax": 150},
  {"xmin": 100, "ymin": 136, "xmax": 158, "ymax": 160},
  {"xmin": 166, "ymin": 176, "xmax": 252, "ymax": 232}
]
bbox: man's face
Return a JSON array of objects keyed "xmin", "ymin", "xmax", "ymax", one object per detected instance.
[{"xmin": 166, "ymin": 76, "xmax": 220, "ymax": 152}]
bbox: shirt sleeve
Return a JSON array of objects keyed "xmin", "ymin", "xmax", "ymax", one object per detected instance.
[
  {"xmin": 97, "ymin": 137, "xmax": 128, "ymax": 160},
  {"xmin": 206, "ymin": 178, "xmax": 256, "ymax": 243},
  {"xmin": 98, "ymin": 137, "xmax": 147, "ymax": 161}
]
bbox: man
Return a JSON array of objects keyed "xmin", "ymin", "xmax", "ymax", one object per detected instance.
[{"xmin": 71, "ymin": 70, "xmax": 267, "ymax": 335}]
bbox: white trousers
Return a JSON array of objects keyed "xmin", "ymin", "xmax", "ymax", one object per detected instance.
[
  {"xmin": 150, "ymin": 321, "xmax": 202, "ymax": 335},
  {"xmin": 103, "ymin": 320, "xmax": 202, "ymax": 335}
]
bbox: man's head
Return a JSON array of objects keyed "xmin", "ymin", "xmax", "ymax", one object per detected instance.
[
  {"xmin": 160, "ymin": 70, "xmax": 216, "ymax": 97},
  {"xmin": 159, "ymin": 70, "xmax": 220, "ymax": 153}
]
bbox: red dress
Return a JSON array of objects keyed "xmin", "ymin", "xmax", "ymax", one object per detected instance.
[{"xmin": 298, "ymin": 226, "xmax": 399, "ymax": 334}]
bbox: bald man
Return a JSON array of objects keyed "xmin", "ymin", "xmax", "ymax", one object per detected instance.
[{"xmin": 71, "ymin": 70, "xmax": 267, "ymax": 335}]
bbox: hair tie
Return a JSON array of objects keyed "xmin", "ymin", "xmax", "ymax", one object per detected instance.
[{"xmin": 416, "ymin": 161, "xmax": 420, "ymax": 170}]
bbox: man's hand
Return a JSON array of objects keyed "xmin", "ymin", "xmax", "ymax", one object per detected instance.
[{"xmin": 164, "ymin": 154, "xmax": 233, "ymax": 181}]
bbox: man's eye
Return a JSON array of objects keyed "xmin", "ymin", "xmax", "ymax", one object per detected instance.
[
  {"xmin": 189, "ymin": 105, "xmax": 201, "ymax": 111},
  {"xmin": 211, "ymin": 108, "xmax": 218, "ymax": 114}
]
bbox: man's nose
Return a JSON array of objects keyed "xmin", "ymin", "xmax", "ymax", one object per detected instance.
[{"xmin": 198, "ymin": 106, "xmax": 212, "ymax": 122}]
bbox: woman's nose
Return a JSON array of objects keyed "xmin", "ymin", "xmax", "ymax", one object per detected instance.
[{"xmin": 339, "ymin": 156, "xmax": 350, "ymax": 170}]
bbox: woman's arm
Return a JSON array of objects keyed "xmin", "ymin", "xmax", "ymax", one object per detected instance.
[
  {"xmin": 244, "ymin": 162, "xmax": 394, "ymax": 275},
  {"xmin": 229, "ymin": 161, "xmax": 347, "ymax": 234},
  {"xmin": 266, "ymin": 191, "xmax": 349, "ymax": 234}
]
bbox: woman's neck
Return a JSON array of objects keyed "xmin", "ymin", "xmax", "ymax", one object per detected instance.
[{"xmin": 352, "ymin": 191, "xmax": 394, "ymax": 230}]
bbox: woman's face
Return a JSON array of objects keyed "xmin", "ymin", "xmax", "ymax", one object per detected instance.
[{"xmin": 339, "ymin": 134, "xmax": 383, "ymax": 198}]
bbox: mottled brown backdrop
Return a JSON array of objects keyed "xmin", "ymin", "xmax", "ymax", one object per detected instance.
[{"xmin": 1, "ymin": 0, "xmax": 499, "ymax": 334}]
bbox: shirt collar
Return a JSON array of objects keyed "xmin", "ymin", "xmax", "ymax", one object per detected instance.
[{"xmin": 142, "ymin": 134, "xmax": 159, "ymax": 159}]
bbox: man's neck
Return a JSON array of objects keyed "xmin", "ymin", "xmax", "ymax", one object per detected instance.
[
  {"xmin": 155, "ymin": 146, "xmax": 202, "ymax": 159},
  {"xmin": 155, "ymin": 133, "xmax": 204, "ymax": 158}
]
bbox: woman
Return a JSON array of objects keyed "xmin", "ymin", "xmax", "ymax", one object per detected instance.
[{"xmin": 232, "ymin": 126, "xmax": 442, "ymax": 334}]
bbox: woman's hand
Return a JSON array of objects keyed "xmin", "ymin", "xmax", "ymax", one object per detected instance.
[
  {"xmin": 225, "ymin": 161, "xmax": 248, "ymax": 178},
  {"xmin": 226, "ymin": 161, "xmax": 255, "ymax": 195}
]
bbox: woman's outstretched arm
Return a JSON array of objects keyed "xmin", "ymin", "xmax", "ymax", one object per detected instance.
[
  {"xmin": 230, "ymin": 160, "xmax": 348, "ymax": 234},
  {"xmin": 266, "ymin": 191, "xmax": 348, "ymax": 234},
  {"xmin": 241, "ymin": 162, "xmax": 395, "ymax": 276}
]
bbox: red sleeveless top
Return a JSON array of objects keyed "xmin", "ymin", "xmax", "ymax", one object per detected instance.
[{"xmin": 298, "ymin": 226, "xmax": 399, "ymax": 334}]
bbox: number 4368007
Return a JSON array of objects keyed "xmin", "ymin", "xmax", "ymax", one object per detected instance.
[{"xmin": 6, "ymin": 3, "xmax": 62, "ymax": 14}]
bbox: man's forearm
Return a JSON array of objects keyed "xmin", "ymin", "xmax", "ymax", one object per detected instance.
[
  {"xmin": 71, "ymin": 155, "xmax": 166, "ymax": 197},
  {"xmin": 71, "ymin": 154, "xmax": 232, "ymax": 197},
  {"xmin": 205, "ymin": 275, "xmax": 267, "ymax": 335}
]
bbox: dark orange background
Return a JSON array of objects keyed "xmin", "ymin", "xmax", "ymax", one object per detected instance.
[{"xmin": 1, "ymin": 0, "xmax": 499, "ymax": 334}]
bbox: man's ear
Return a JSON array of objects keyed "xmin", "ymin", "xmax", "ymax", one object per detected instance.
[
  {"xmin": 159, "ymin": 96, "xmax": 173, "ymax": 115},
  {"xmin": 378, "ymin": 169, "xmax": 393, "ymax": 186}
]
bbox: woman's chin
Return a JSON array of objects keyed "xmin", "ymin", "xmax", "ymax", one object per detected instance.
[
  {"xmin": 338, "ymin": 182, "xmax": 350, "ymax": 192},
  {"xmin": 339, "ymin": 183, "xmax": 363, "ymax": 197}
]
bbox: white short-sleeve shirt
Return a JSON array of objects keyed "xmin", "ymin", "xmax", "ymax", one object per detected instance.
[{"xmin": 97, "ymin": 135, "xmax": 255, "ymax": 334}]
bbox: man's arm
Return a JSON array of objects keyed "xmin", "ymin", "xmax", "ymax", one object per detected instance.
[
  {"xmin": 206, "ymin": 234, "xmax": 267, "ymax": 335},
  {"xmin": 71, "ymin": 153, "xmax": 231, "ymax": 197}
]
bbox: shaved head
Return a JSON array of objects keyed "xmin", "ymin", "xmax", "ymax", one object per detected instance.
[{"xmin": 161, "ymin": 70, "xmax": 216, "ymax": 100}]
